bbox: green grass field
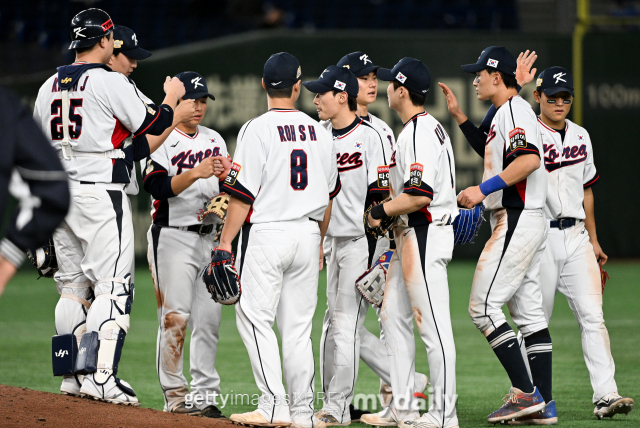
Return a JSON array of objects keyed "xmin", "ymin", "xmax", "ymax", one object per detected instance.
[{"xmin": 1, "ymin": 261, "xmax": 638, "ymax": 427}]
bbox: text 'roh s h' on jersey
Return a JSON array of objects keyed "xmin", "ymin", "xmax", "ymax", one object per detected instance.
[
  {"xmin": 33, "ymin": 63, "xmax": 164, "ymax": 184},
  {"xmin": 142, "ymin": 126, "xmax": 228, "ymax": 226},
  {"xmin": 389, "ymin": 112, "xmax": 458, "ymax": 227},
  {"xmin": 483, "ymin": 95, "xmax": 547, "ymax": 211},
  {"xmin": 323, "ymin": 117, "xmax": 391, "ymax": 238},
  {"xmin": 221, "ymin": 109, "xmax": 340, "ymax": 223},
  {"xmin": 539, "ymin": 118, "xmax": 599, "ymax": 220}
]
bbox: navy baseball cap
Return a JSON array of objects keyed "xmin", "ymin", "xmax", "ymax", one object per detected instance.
[
  {"xmin": 263, "ymin": 52, "xmax": 301, "ymax": 89},
  {"xmin": 536, "ymin": 66, "xmax": 574, "ymax": 96},
  {"xmin": 175, "ymin": 71, "xmax": 215, "ymax": 100},
  {"xmin": 377, "ymin": 57, "xmax": 431, "ymax": 95},
  {"xmin": 302, "ymin": 65, "xmax": 359, "ymax": 98},
  {"xmin": 337, "ymin": 51, "xmax": 379, "ymax": 77},
  {"xmin": 113, "ymin": 25, "xmax": 151, "ymax": 60},
  {"xmin": 461, "ymin": 46, "xmax": 517, "ymax": 77}
]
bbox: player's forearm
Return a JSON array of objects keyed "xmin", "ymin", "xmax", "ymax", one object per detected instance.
[
  {"xmin": 219, "ymin": 197, "xmax": 252, "ymax": 251},
  {"xmin": 147, "ymin": 125, "xmax": 176, "ymax": 154},
  {"xmin": 170, "ymin": 170, "xmax": 199, "ymax": 195},
  {"xmin": 583, "ymin": 187, "xmax": 598, "ymax": 242},
  {"xmin": 499, "ymin": 154, "xmax": 540, "ymax": 186},
  {"xmin": 0, "ymin": 255, "xmax": 17, "ymax": 297},
  {"xmin": 382, "ymin": 193, "xmax": 431, "ymax": 216}
]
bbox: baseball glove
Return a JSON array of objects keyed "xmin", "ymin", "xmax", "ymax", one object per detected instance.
[
  {"xmin": 453, "ymin": 203, "xmax": 485, "ymax": 245},
  {"xmin": 356, "ymin": 249, "xmax": 394, "ymax": 307},
  {"xmin": 600, "ymin": 264, "xmax": 609, "ymax": 294},
  {"xmin": 197, "ymin": 193, "xmax": 230, "ymax": 225},
  {"xmin": 202, "ymin": 248, "xmax": 241, "ymax": 305},
  {"xmin": 363, "ymin": 198, "xmax": 397, "ymax": 240},
  {"xmin": 26, "ymin": 237, "xmax": 58, "ymax": 279}
]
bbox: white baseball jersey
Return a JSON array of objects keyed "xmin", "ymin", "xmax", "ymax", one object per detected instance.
[
  {"xmin": 389, "ymin": 112, "xmax": 457, "ymax": 227},
  {"xmin": 361, "ymin": 112, "xmax": 396, "ymax": 150},
  {"xmin": 483, "ymin": 95, "xmax": 547, "ymax": 211},
  {"xmin": 323, "ymin": 117, "xmax": 391, "ymax": 238},
  {"xmin": 142, "ymin": 126, "xmax": 227, "ymax": 226},
  {"xmin": 33, "ymin": 63, "xmax": 155, "ymax": 184},
  {"xmin": 222, "ymin": 109, "xmax": 339, "ymax": 223},
  {"xmin": 539, "ymin": 118, "xmax": 599, "ymax": 220}
]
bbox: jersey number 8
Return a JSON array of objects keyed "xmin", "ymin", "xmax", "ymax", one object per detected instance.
[
  {"xmin": 290, "ymin": 149, "xmax": 308, "ymax": 190},
  {"xmin": 50, "ymin": 99, "xmax": 83, "ymax": 140}
]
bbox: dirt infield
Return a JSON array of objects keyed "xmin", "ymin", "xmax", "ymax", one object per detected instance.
[{"xmin": 0, "ymin": 385, "xmax": 235, "ymax": 427}]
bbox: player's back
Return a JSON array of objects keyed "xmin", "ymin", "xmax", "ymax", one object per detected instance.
[{"xmin": 222, "ymin": 109, "xmax": 338, "ymax": 223}]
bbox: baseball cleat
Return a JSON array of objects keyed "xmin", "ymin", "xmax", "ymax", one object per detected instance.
[
  {"xmin": 201, "ymin": 404, "xmax": 227, "ymax": 419},
  {"xmin": 399, "ymin": 413, "xmax": 456, "ymax": 428},
  {"xmin": 60, "ymin": 374, "xmax": 83, "ymax": 397},
  {"xmin": 487, "ymin": 387, "xmax": 545, "ymax": 424},
  {"xmin": 504, "ymin": 400, "xmax": 557, "ymax": 425},
  {"xmin": 291, "ymin": 415, "xmax": 327, "ymax": 428},
  {"xmin": 361, "ymin": 407, "xmax": 397, "ymax": 427},
  {"xmin": 230, "ymin": 410, "xmax": 292, "ymax": 427},
  {"xmin": 415, "ymin": 373, "xmax": 430, "ymax": 396},
  {"xmin": 315, "ymin": 410, "xmax": 350, "ymax": 426},
  {"xmin": 350, "ymin": 404, "xmax": 372, "ymax": 423},
  {"xmin": 593, "ymin": 393, "xmax": 634, "ymax": 419},
  {"xmin": 171, "ymin": 401, "xmax": 204, "ymax": 416},
  {"xmin": 80, "ymin": 374, "xmax": 140, "ymax": 406}
]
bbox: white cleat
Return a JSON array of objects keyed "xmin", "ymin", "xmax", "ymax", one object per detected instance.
[
  {"xmin": 230, "ymin": 410, "xmax": 292, "ymax": 427},
  {"xmin": 361, "ymin": 407, "xmax": 398, "ymax": 427},
  {"xmin": 60, "ymin": 374, "xmax": 83, "ymax": 397},
  {"xmin": 594, "ymin": 393, "xmax": 634, "ymax": 419},
  {"xmin": 80, "ymin": 374, "xmax": 140, "ymax": 406},
  {"xmin": 291, "ymin": 415, "xmax": 327, "ymax": 428},
  {"xmin": 415, "ymin": 373, "xmax": 429, "ymax": 395},
  {"xmin": 399, "ymin": 413, "xmax": 456, "ymax": 428}
]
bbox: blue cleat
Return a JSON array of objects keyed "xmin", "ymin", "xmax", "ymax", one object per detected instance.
[
  {"xmin": 487, "ymin": 387, "xmax": 546, "ymax": 424},
  {"xmin": 504, "ymin": 400, "xmax": 557, "ymax": 425}
]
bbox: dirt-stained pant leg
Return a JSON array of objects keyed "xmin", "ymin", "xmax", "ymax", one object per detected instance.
[
  {"xmin": 469, "ymin": 209, "xmax": 548, "ymax": 337},
  {"xmin": 398, "ymin": 225, "xmax": 458, "ymax": 428},
  {"xmin": 379, "ymin": 237, "xmax": 416, "ymax": 422}
]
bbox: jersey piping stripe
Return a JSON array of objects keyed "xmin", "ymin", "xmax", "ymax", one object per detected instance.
[
  {"xmin": 134, "ymin": 109, "xmax": 160, "ymax": 137},
  {"xmin": 506, "ymin": 147, "xmax": 540, "ymax": 158},
  {"xmin": 239, "ymin": 118, "xmax": 256, "ymax": 142},
  {"xmin": 415, "ymin": 224, "xmax": 447, "ymax": 428},
  {"xmin": 335, "ymin": 120, "xmax": 362, "ymax": 139},
  {"xmin": 509, "ymin": 98, "xmax": 516, "ymax": 129},
  {"xmin": 174, "ymin": 127, "xmax": 199, "ymax": 139},
  {"xmin": 403, "ymin": 187, "xmax": 433, "ymax": 196},
  {"xmin": 584, "ymin": 174, "xmax": 600, "ymax": 188},
  {"xmin": 402, "ymin": 112, "xmax": 428, "ymax": 130},
  {"xmin": 361, "ymin": 120, "xmax": 388, "ymax": 164},
  {"xmin": 537, "ymin": 117, "xmax": 569, "ymax": 133},
  {"xmin": 221, "ymin": 183, "xmax": 255, "ymax": 203}
]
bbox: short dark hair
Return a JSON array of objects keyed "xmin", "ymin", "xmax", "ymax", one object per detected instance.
[
  {"xmin": 331, "ymin": 89, "xmax": 357, "ymax": 111},
  {"xmin": 488, "ymin": 69, "xmax": 518, "ymax": 89},
  {"xmin": 266, "ymin": 85, "xmax": 294, "ymax": 98},
  {"xmin": 392, "ymin": 81, "xmax": 426, "ymax": 107},
  {"xmin": 74, "ymin": 33, "xmax": 112, "ymax": 55}
]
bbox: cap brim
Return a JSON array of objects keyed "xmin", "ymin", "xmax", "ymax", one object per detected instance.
[
  {"xmin": 376, "ymin": 68, "xmax": 394, "ymax": 81},
  {"xmin": 302, "ymin": 81, "xmax": 333, "ymax": 93},
  {"xmin": 185, "ymin": 91, "xmax": 215, "ymax": 101},
  {"xmin": 121, "ymin": 47, "xmax": 152, "ymax": 60},
  {"xmin": 354, "ymin": 65, "xmax": 380, "ymax": 77},
  {"xmin": 461, "ymin": 63, "xmax": 486, "ymax": 74},
  {"xmin": 542, "ymin": 87, "xmax": 574, "ymax": 97}
]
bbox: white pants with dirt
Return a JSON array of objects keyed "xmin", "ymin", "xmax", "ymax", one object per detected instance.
[
  {"xmin": 234, "ymin": 218, "xmax": 321, "ymax": 425},
  {"xmin": 147, "ymin": 224, "xmax": 222, "ymax": 412},
  {"xmin": 382, "ymin": 223, "xmax": 458, "ymax": 428}
]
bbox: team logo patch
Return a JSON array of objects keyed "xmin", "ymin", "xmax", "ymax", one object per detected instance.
[
  {"xmin": 577, "ymin": 135, "xmax": 584, "ymax": 141},
  {"xmin": 396, "ymin": 72, "xmax": 407, "ymax": 84},
  {"xmin": 224, "ymin": 162, "xmax": 242, "ymax": 186},
  {"xmin": 509, "ymin": 127, "xmax": 527, "ymax": 151},
  {"xmin": 145, "ymin": 159, "xmax": 154, "ymax": 175},
  {"xmin": 360, "ymin": 54, "xmax": 372, "ymax": 64},
  {"xmin": 354, "ymin": 141, "xmax": 362, "ymax": 149},
  {"xmin": 342, "ymin": 64, "xmax": 350, "ymax": 69},
  {"xmin": 296, "ymin": 66, "xmax": 302, "ymax": 79},
  {"xmin": 143, "ymin": 101, "xmax": 156, "ymax": 115},
  {"xmin": 536, "ymin": 77, "xmax": 543, "ymax": 87},
  {"xmin": 60, "ymin": 77, "xmax": 72, "ymax": 84},
  {"xmin": 487, "ymin": 58, "xmax": 499, "ymax": 68},
  {"xmin": 409, "ymin": 163, "xmax": 423, "ymax": 187},
  {"xmin": 334, "ymin": 80, "xmax": 346, "ymax": 91},
  {"xmin": 132, "ymin": 33, "xmax": 138, "ymax": 45},
  {"xmin": 191, "ymin": 77, "xmax": 203, "ymax": 89},
  {"xmin": 73, "ymin": 27, "xmax": 86, "ymax": 38},
  {"xmin": 377, "ymin": 165, "xmax": 390, "ymax": 189},
  {"xmin": 114, "ymin": 40, "xmax": 123, "ymax": 48},
  {"xmin": 553, "ymin": 72, "xmax": 566, "ymax": 84},
  {"xmin": 101, "ymin": 19, "xmax": 113, "ymax": 32}
]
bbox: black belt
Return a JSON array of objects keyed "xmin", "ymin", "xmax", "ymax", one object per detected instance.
[
  {"xmin": 550, "ymin": 218, "xmax": 577, "ymax": 229},
  {"xmin": 155, "ymin": 223, "xmax": 214, "ymax": 235}
]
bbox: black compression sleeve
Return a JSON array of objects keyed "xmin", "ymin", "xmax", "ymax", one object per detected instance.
[
  {"xmin": 459, "ymin": 120, "xmax": 487, "ymax": 158},
  {"xmin": 134, "ymin": 104, "xmax": 174, "ymax": 137}
]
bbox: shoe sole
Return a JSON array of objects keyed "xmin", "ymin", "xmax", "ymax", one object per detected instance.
[
  {"xmin": 595, "ymin": 398, "xmax": 634, "ymax": 419},
  {"xmin": 60, "ymin": 390, "xmax": 82, "ymax": 398},
  {"xmin": 231, "ymin": 421, "xmax": 292, "ymax": 428},
  {"xmin": 80, "ymin": 393, "xmax": 141, "ymax": 407},
  {"xmin": 360, "ymin": 419, "xmax": 397, "ymax": 427},
  {"xmin": 488, "ymin": 402, "xmax": 546, "ymax": 424},
  {"xmin": 506, "ymin": 416, "xmax": 558, "ymax": 425}
]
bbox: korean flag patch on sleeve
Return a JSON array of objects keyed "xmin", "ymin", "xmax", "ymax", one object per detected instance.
[
  {"xmin": 224, "ymin": 162, "xmax": 242, "ymax": 186},
  {"xmin": 508, "ymin": 127, "xmax": 527, "ymax": 152}
]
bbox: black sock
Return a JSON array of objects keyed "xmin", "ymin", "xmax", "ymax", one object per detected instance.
[
  {"xmin": 524, "ymin": 328, "xmax": 553, "ymax": 402},
  {"xmin": 486, "ymin": 323, "xmax": 534, "ymax": 393}
]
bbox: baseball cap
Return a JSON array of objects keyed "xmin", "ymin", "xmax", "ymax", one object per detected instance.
[
  {"xmin": 113, "ymin": 25, "xmax": 151, "ymax": 60},
  {"xmin": 175, "ymin": 71, "xmax": 215, "ymax": 100},
  {"xmin": 263, "ymin": 52, "xmax": 302, "ymax": 89},
  {"xmin": 377, "ymin": 57, "xmax": 431, "ymax": 95},
  {"xmin": 536, "ymin": 66, "xmax": 574, "ymax": 96},
  {"xmin": 302, "ymin": 65, "xmax": 359, "ymax": 98},
  {"xmin": 336, "ymin": 51, "xmax": 379, "ymax": 77},
  {"xmin": 461, "ymin": 46, "xmax": 517, "ymax": 77}
]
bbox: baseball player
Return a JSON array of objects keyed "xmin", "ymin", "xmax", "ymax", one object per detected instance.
[
  {"xmin": 455, "ymin": 47, "xmax": 552, "ymax": 424},
  {"xmin": 528, "ymin": 67, "xmax": 633, "ymax": 420},
  {"xmin": 33, "ymin": 8, "xmax": 184, "ymax": 404},
  {"xmin": 302, "ymin": 65, "xmax": 391, "ymax": 425},
  {"xmin": 143, "ymin": 71, "xmax": 227, "ymax": 418},
  {"xmin": 219, "ymin": 52, "xmax": 339, "ymax": 428},
  {"xmin": 365, "ymin": 57, "xmax": 459, "ymax": 428}
]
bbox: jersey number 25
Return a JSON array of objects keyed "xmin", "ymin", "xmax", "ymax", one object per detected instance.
[{"xmin": 50, "ymin": 99, "xmax": 83, "ymax": 140}]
